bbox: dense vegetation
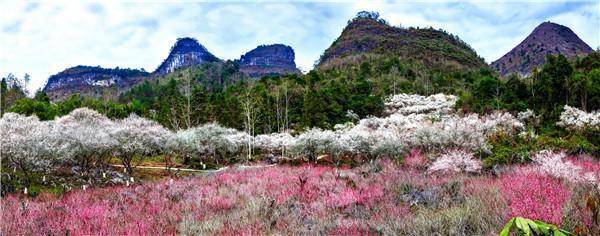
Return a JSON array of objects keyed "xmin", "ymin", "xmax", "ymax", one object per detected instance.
[{"xmin": 5, "ymin": 53, "xmax": 599, "ymax": 135}]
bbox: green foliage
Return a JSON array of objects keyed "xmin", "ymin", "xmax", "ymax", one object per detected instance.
[
  {"xmin": 536, "ymin": 132, "xmax": 598, "ymax": 156},
  {"xmin": 483, "ymin": 132, "xmax": 531, "ymax": 168},
  {"xmin": 500, "ymin": 217, "xmax": 570, "ymax": 236},
  {"xmin": 1, "ymin": 75, "xmax": 28, "ymax": 115},
  {"xmin": 8, "ymin": 92, "xmax": 139, "ymax": 121}
]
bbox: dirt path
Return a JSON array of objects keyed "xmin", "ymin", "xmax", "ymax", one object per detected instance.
[{"xmin": 110, "ymin": 164, "xmax": 277, "ymax": 173}]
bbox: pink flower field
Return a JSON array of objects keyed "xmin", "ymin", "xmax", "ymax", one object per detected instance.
[{"xmin": 2, "ymin": 155, "xmax": 599, "ymax": 235}]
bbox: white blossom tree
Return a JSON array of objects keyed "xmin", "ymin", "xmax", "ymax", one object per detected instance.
[
  {"xmin": 111, "ymin": 114, "xmax": 172, "ymax": 174},
  {"xmin": 0, "ymin": 113, "xmax": 60, "ymax": 184},
  {"xmin": 557, "ymin": 105, "xmax": 600, "ymax": 130},
  {"xmin": 254, "ymin": 132, "xmax": 295, "ymax": 156},
  {"xmin": 170, "ymin": 123, "xmax": 246, "ymax": 164},
  {"xmin": 54, "ymin": 108, "xmax": 117, "ymax": 174},
  {"xmin": 428, "ymin": 149, "xmax": 482, "ymax": 174}
]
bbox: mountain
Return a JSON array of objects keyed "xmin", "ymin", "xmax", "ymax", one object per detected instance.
[
  {"xmin": 44, "ymin": 66, "xmax": 150, "ymax": 100},
  {"xmin": 154, "ymin": 37, "xmax": 220, "ymax": 75},
  {"xmin": 43, "ymin": 66, "xmax": 150, "ymax": 101},
  {"xmin": 238, "ymin": 44, "xmax": 301, "ymax": 77},
  {"xmin": 316, "ymin": 12, "xmax": 487, "ymax": 72},
  {"xmin": 492, "ymin": 22, "xmax": 593, "ymax": 77}
]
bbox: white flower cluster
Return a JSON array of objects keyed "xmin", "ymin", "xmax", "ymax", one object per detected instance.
[
  {"xmin": 530, "ymin": 150, "xmax": 597, "ymax": 184},
  {"xmin": 427, "ymin": 149, "xmax": 482, "ymax": 174},
  {"xmin": 385, "ymin": 93, "xmax": 457, "ymax": 115},
  {"xmin": 516, "ymin": 109, "xmax": 538, "ymax": 124},
  {"xmin": 350, "ymin": 110, "xmax": 522, "ymax": 153},
  {"xmin": 557, "ymin": 105, "xmax": 600, "ymax": 130},
  {"xmin": 289, "ymin": 126, "xmax": 399, "ymax": 161},
  {"xmin": 170, "ymin": 123, "xmax": 249, "ymax": 161},
  {"xmin": 55, "ymin": 108, "xmax": 118, "ymax": 170},
  {"xmin": 112, "ymin": 114, "xmax": 172, "ymax": 159},
  {"xmin": 0, "ymin": 113, "xmax": 57, "ymax": 173},
  {"xmin": 254, "ymin": 132, "xmax": 295, "ymax": 153}
]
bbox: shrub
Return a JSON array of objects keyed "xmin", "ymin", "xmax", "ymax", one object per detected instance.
[
  {"xmin": 557, "ymin": 105, "xmax": 600, "ymax": 131},
  {"xmin": 484, "ymin": 132, "xmax": 531, "ymax": 168},
  {"xmin": 391, "ymin": 195, "xmax": 504, "ymax": 235},
  {"xmin": 562, "ymin": 183, "xmax": 600, "ymax": 234},
  {"xmin": 530, "ymin": 150, "xmax": 597, "ymax": 184},
  {"xmin": 402, "ymin": 148, "xmax": 429, "ymax": 170},
  {"xmin": 428, "ymin": 150, "xmax": 482, "ymax": 174}
]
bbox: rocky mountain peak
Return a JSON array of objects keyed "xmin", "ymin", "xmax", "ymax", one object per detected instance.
[
  {"xmin": 491, "ymin": 21, "xmax": 593, "ymax": 77},
  {"xmin": 154, "ymin": 37, "xmax": 220, "ymax": 75},
  {"xmin": 238, "ymin": 44, "xmax": 300, "ymax": 77}
]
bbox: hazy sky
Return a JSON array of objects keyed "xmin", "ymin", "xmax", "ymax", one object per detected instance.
[{"xmin": 1, "ymin": 0, "xmax": 598, "ymax": 92}]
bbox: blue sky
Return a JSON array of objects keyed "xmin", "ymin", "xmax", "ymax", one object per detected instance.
[{"xmin": 1, "ymin": 1, "xmax": 598, "ymax": 93}]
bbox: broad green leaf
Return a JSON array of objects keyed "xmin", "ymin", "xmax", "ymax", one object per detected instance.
[{"xmin": 499, "ymin": 218, "xmax": 515, "ymax": 236}]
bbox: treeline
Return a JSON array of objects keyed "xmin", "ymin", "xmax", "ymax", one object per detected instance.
[{"xmin": 120, "ymin": 68, "xmax": 385, "ymax": 133}]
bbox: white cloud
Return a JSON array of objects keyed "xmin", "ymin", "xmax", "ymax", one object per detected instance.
[{"xmin": 0, "ymin": 1, "xmax": 597, "ymax": 93}]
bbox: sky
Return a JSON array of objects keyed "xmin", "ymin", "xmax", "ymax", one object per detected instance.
[{"xmin": 1, "ymin": 0, "xmax": 598, "ymax": 93}]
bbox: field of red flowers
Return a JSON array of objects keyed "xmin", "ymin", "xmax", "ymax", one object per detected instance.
[{"xmin": 1, "ymin": 150, "xmax": 599, "ymax": 235}]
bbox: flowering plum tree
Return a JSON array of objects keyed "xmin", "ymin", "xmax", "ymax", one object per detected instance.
[
  {"xmin": 385, "ymin": 93, "xmax": 457, "ymax": 115},
  {"xmin": 428, "ymin": 149, "xmax": 482, "ymax": 174},
  {"xmin": 557, "ymin": 105, "xmax": 600, "ymax": 130},
  {"xmin": 111, "ymin": 114, "xmax": 172, "ymax": 173},
  {"xmin": 291, "ymin": 128, "xmax": 335, "ymax": 161},
  {"xmin": 55, "ymin": 108, "xmax": 117, "ymax": 174},
  {"xmin": 0, "ymin": 113, "xmax": 59, "ymax": 183},
  {"xmin": 253, "ymin": 132, "xmax": 295, "ymax": 156},
  {"xmin": 530, "ymin": 150, "xmax": 597, "ymax": 184},
  {"xmin": 170, "ymin": 123, "xmax": 246, "ymax": 164}
]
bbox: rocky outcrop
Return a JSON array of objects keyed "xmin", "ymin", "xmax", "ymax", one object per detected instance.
[
  {"xmin": 492, "ymin": 22, "xmax": 593, "ymax": 77},
  {"xmin": 43, "ymin": 66, "xmax": 150, "ymax": 101},
  {"xmin": 154, "ymin": 37, "xmax": 220, "ymax": 75},
  {"xmin": 238, "ymin": 44, "xmax": 300, "ymax": 77}
]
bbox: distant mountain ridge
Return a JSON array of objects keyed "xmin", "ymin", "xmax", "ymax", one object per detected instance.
[
  {"xmin": 41, "ymin": 15, "xmax": 593, "ymax": 102},
  {"xmin": 154, "ymin": 37, "xmax": 220, "ymax": 75},
  {"xmin": 238, "ymin": 44, "xmax": 300, "ymax": 77},
  {"xmin": 43, "ymin": 66, "xmax": 150, "ymax": 101},
  {"xmin": 316, "ymin": 12, "xmax": 488, "ymax": 72},
  {"xmin": 44, "ymin": 38, "xmax": 304, "ymax": 100},
  {"xmin": 492, "ymin": 22, "xmax": 593, "ymax": 77}
]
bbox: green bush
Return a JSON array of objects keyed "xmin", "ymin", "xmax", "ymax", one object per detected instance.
[{"xmin": 483, "ymin": 132, "xmax": 531, "ymax": 168}]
